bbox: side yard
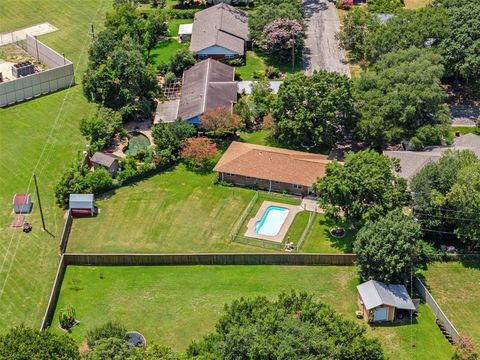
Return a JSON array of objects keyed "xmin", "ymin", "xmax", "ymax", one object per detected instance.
[
  {"xmin": 0, "ymin": 0, "xmax": 111, "ymax": 330},
  {"xmin": 52, "ymin": 265, "xmax": 454, "ymax": 359},
  {"xmin": 422, "ymin": 261, "xmax": 480, "ymax": 349}
]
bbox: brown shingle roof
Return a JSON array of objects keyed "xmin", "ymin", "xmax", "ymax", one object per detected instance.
[
  {"xmin": 178, "ymin": 59, "xmax": 237, "ymax": 120},
  {"xmin": 214, "ymin": 142, "xmax": 331, "ymax": 186},
  {"xmin": 190, "ymin": 3, "xmax": 248, "ymax": 55}
]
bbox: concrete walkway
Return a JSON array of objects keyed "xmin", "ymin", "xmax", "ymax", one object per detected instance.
[
  {"xmin": 0, "ymin": 23, "xmax": 58, "ymax": 46},
  {"xmin": 303, "ymin": 0, "xmax": 349, "ymax": 76},
  {"xmin": 300, "ymin": 198, "xmax": 324, "ymax": 213}
]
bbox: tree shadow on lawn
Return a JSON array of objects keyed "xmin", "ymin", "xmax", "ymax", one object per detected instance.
[
  {"xmin": 318, "ymin": 217, "xmax": 355, "ymax": 253},
  {"xmin": 370, "ymin": 316, "xmax": 419, "ymax": 329}
]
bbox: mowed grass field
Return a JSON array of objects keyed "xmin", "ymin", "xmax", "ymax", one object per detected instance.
[
  {"xmin": 68, "ymin": 164, "xmax": 259, "ymax": 253},
  {"xmin": 53, "ymin": 265, "xmax": 454, "ymax": 359},
  {"xmin": 0, "ymin": 0, "xmax": 111, "ymax": 330},
  {"xmin": 422, "ymin": 261, "xmax": 480, "ymax": 349}
]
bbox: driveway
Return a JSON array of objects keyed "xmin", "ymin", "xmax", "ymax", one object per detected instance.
[
  {"xmin": 303, "ymin": 0, "xmax": 350, "ymax": 76},
  {"xmin": 449, "ymin": 104, "xmax": 480, "ymax": 126}
]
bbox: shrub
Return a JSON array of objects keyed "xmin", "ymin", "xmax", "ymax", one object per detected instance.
[
  {"xmin": 168, "ymin": 9, "xmax": 198, "ymax": 19},
  {"xmin": 168, "ymin": 49, "xmax": 196, "ymax": 76},
  {"xmin": 84, "ymin": 168, "xmax": 114, "ymax": 193},
  {"xmin": 163, "ymin": 71, "xmax": 176, "ymax": 85},
  {"xmin": 368, "ymin": 0, "xmax": 403, "ymax": 13},
  {"xmin": 58, "ymin": 305, "xmax": 76, "ymax": 330},
  {"xmin": 252, "ymin": 70, "xmax": 265, "ymax": 79},
  {"xmin": 86, "ymin": 321, "xmax": 127, "ymax": 348},
  {"xmin": 201, "ymin": 107, "xmax": 244, "ymax": 137},
  {"xmin": 224, "ymin": 58, "xmax": 244, "ymax": 67},
  {"xmin": 180, "ymin": 137, "xmax": 217, "ymax": 169},
  {"xmin": 265, "ymin": 66, "xmax": 281, "ymax": 79}
]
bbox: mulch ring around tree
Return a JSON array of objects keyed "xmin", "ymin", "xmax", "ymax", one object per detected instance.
[{"xmin": 330, "ymin": 227, "xmax": 346, "ymax": 238}]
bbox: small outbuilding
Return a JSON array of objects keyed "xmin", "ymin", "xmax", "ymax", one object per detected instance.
[
  {"xmin": 69, "ymin": 194, "xmax": 95, "ymax": 217},
  {"xmin": 91, "ymin": 152, "xmax": 120, "ymax": 178},
  {"xmin": 178, "ymin": 23, "xmax": 193, "ymax": 43},
  {"xmin": 357, "ymin": 280, "xmax": 416, "ymax": 322},
  {"xmin": 12, "ymin": 193, "xmax": 33, "ymax": 214}
]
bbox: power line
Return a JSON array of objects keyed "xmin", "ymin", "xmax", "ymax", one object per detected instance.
[
  {"xmin": 0, "ymin": 2, "xmax": 108, "ymax": 300},
  {"xmin": 414, "ymin": 212, "xmax": 480, "ymax": 223}
]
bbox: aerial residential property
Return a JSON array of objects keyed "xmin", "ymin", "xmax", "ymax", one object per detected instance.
[{"xmin": 0, "ymin": 0, "xmax": 479, "ymax": 359}]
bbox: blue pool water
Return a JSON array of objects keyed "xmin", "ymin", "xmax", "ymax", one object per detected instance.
[{"xmin": 255, "ymin": 206, "xmax": 290, "ymax": 236}]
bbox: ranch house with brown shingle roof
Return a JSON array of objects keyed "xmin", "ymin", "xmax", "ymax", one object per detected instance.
[
  {"xmin": 214, "ymin": 142, "xmax": 331, "ymax": 195},
  {"xmin": 190, "ymin": 3, "xmax": 249, "ymax": 59}
]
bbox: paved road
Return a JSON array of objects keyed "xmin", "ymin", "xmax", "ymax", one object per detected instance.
[
  {"xmin": 449, "ymin": 104, "xmax": 480, "ymax": 126},
  {"xmin": 303, "ymin": 0, "xmax": 349, "ymax": 76}
]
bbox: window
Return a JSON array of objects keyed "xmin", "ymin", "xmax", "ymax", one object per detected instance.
[
  {"xmin": 293, "ymin": 184, "xmax": 303, "ymax": 189},
  {"xmin": 273, "ymin": 181, "xmax": 280, "ymax": 184},
  {"xmin": 225, "ymin": 54, "xmax": 236, "ymax": 59},
  {"xmin": 225, "ymin": 173, "xmax": 233, "ymax": 177}
]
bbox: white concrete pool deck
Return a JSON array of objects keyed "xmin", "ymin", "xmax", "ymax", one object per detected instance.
[{"xmin": 245, "ymin": 201, "xmax": 303, "ymax": 243}]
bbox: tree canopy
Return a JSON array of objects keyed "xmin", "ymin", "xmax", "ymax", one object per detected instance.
[
  {"xmin": 337, "ymin": 7, "xmax": 380, "ymax": 62},
  {"xmin": 187, "ymin": 292, "xmax": 385, "ymax": 360},
  {"xmin": 439, "ymin": 1, "xmax": 480, "ymax": 83},
  {"xmin": 315, "ymin": 150, "xmax": 409, "ymax": 227},
  {"xmin": 363, "ymin": 6, "xmax": 449, "ymax": 64},
  {"xmin": 411, "ymin": 150, "xmax": 480, "ymax": 246},
  {"xmin": 354, "ymin": 210, "xmax": 424, "ymax": 284},
  {"xmin": 201, "ymin": 108, "xmax": 243, "ymax": 137},
  {"xmin": 354, "ymin": 47, "xmax": 449, "ymax": 148},
  {"xmin": 249, "ymin": 1, "xmax": 303, "ymax": 43},
  {"xmin": 273, "ymin": 71, "xmax": 357, "ymax": 148},
  {"xmin": 0, "ymin": 326, "xmax": 79, "ymax": 360}
]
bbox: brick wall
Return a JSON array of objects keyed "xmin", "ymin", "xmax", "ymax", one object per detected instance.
[{"xmin": 220, "ymin": 172, "xmax": 310, "ymax": 196}]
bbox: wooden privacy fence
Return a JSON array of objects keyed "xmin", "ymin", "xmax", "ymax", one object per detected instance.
[
  {"xmin": 40, "ymin": 255, "xmax": 66, "ymax": 330},
  {"xmin": 414, "ymin": 277, "xmax": 459, "ymax": 342},
  {"xmin": 58, "ymin": 210, "xmax": 73, "ymax": 254},
  {"xmin": 63, "ymin": 253, "xmax": 357, "ymax": 266}
]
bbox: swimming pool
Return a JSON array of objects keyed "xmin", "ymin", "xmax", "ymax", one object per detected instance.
[{"xmin": 255, "ymin": 206, "xmax": 290, "ymax": 236}]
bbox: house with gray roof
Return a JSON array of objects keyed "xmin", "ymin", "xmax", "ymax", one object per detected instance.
[
  {"xmin": 384, "ymin": 133, "xmax": 480, "ymax": 181},
  {"xmin": 357, "ymin": 280, "xmax": 416, "ymax": 322},
  {"xmin": 90, "ymin": 152, "xmax": 120, "ymax": 178},
  {"xmin": 177, "ymin": 58, "xmax": 237, "ymax": 124},
  {"xmin": 190, "ymin": 3, "xmax": 249, "ymax": 59}
]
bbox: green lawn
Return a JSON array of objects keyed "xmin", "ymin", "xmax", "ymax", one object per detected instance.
[
  {"xmin": 239, "ymin": 130, "xmax": 278, "ymax": 146},
  {"xmin": 0, "ymin": 0, "xmax": 111, "ymax": 330},
  {"xmin": 150, "ymin": 39, "xmax": 187, "ymax": 65},
  {"xmin": 300, "ymin": 215, "xmax": 355, "ymax": 253},
  {"xmin": 68, "ymin": 165, "xmax": 262, "ymax": 253},
  {"xmin": 52, "ymin": 265, "xmax": 454, "ymax": 359},
  {"xmin": 236, "ymin": 50, "xmax": 303, "ymax": 80},
  {"xmin": 168, "ymin": 19, "xmax": 193, "ymax": 37},
  {"xmin": 445, "ymin": 126, "xmax": 478, "ymax": 144},
  {"xmin": 421, "ymin": 261, "xmax": 480, "ymax": 349}
]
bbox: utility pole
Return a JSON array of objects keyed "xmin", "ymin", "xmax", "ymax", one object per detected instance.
[
  {"xmin": 33, "ymin": 174, "xmax": 46, "ymax": 231},
  {"xmin": 91, "ymin": 24, "xmax": 95, "ymax": 40}
]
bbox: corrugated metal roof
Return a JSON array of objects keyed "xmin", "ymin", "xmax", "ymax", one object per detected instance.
[
  {"xmin": 357, "ymin": 280, "xmax": 416, "ymax": 311},
  {"xmin": 69, "ymin": 194, "xmax": 94, "ymax": 203}
]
